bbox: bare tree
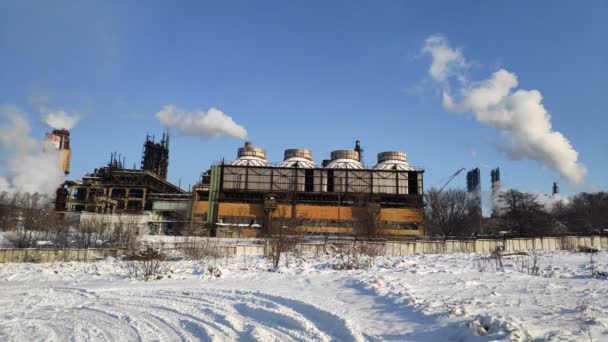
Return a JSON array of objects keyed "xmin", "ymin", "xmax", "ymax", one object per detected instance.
[
  {"xmin": 109, "ymin": 214, "xmax": 140, "ymax": 248},
  {"xmin": 75, "ymin": 214, "xmax": 110, "ymax": 248},
  {"xmin": 3, "ymin": 192, "xmax": 54, "ymax": 247},
  {"xmin": 495, "ymin": 189, "xmax": 556, "ymax": 235},
  {"xmin": 267, "ymin": 218, "xmax": 300, "ymax": 268},
  {"xmin": 552, "ymin": 192, "xmax": 608, "ymax": 234},
  {"xmin": 424, "ymin": 187, "xmax": 478, "ymax": 237}
]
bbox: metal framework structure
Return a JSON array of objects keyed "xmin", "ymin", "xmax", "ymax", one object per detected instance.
[
  {"xmin": 141, "ymin": 133, "xmax": 169, "ymax": 179},
  {"xmin": 66, "ymin": 167, "xmax": 184, "ymax": 213}
]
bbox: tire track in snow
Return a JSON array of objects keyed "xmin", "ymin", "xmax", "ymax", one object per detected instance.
[{"xmin": 0, "ymin": 287, "xmax": 359, "ymax": 341}]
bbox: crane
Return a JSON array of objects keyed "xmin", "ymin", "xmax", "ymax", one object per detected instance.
[{"xmin": 436, "ymin": 168, "xmax": 466, "ymax": 194}]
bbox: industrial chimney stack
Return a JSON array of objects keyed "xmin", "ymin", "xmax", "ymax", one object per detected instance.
[
  {"xmin": 44, "ymin": 129, "xmax": 72, "ymax": 211},
  {"xmin": 552, "ymin": 181, "xmax": 559, "ymax": 196},
  {"xmin": 490, "ymin": 167, "xmax": 501, "ymax": 217},
  {"xmin": 45, "ymin": 129, "xmax": 72, "ymax": 175}
]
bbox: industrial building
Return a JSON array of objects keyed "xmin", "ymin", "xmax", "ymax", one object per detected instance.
[
  {"xmin": 191, "ymin": 141, "xmax": 425, "ymax": 238},
  {"xmin": 58, "ymin": 134, "xmax": 188, "ymax": 233},
  {"xmin": 59, "ymin": 128, "xmax": 426, "ymax": 238}
]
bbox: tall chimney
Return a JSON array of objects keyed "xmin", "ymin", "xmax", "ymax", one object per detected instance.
[
  {"xmin": 45, "ymin": 129, "xmax": 71, "ymax": 175},
  {"xmin": 552, "ymin": 181, "xmax": 559, "ymax": 196},
  {"xmin": 490, "ymin": 167, "xmax": 501, "ymax": 217}
]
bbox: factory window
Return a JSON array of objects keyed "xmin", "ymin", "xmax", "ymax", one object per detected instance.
[
  {"xmin": 327, "ymin": 170, "xmax": 334, "ymax": 192},
  {"xmin": 113, "ymin": 189, "xmax": 126, "ymax": 198},
  {"xmin": 379, "ymin": 221, "xmax": 419, "ymax": 230},
  {"xmin": 130, "ymin": 189, "xmax": 144, "ymax": 198},
  {"xmin": 196, "ymin": 191, "xmax": 209, "ymax": 201},
  {"xmin": 408, "ymin": 172, "xmax": 419, "ymax": 195},
  {"xmin": 126, "ymin": 200, "xmax": 142, "ymax": 211},
  {"xmin": 222, "ymin": 216, "xmax": 263, "ymax": 225},
  {"xmin": 304, "ymin": 169, "xmax": 314, "ymax": 192}
]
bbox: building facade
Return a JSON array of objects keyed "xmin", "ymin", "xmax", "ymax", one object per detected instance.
[{"xmin": 192, "ymin": 142, "xmax": 425, "ymax": 238}]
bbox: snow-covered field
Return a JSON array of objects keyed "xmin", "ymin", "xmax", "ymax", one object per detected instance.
[{"xmin": 0, "ymin": 251, "xmax": 607, "ymax": 341}]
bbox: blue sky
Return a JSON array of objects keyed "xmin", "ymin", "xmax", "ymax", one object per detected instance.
[{"xmin": 1, "ymin": 1, "xmax": 606, "ymax": 196}]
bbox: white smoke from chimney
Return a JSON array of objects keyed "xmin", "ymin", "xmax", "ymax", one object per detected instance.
[
  {"xmin": 156, "ymin": 105, "xmax": 248, "ymax": 140},
  {"xmin": 0, "ymin": 105, "xmax": 66, "ymax": 197},
  {"xmin": 28, "ymin": 93, "xmax": 80, "ymax": 130},
  {"xmin": 43, "ymin": 109, "xmax": 79, "ymax": 130},
  {"xmin": 422, "ymin": 35, "xmax": 467, "ymax": 82},
  {"xmin": 422, "ymin": 35, "xmax": 587, "ymax": 184}
]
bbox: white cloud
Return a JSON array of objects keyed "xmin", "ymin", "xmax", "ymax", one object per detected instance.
[
  {"xmin": 422, "ymin": 35, "xmax": 587, "ymax": 184},
  {"xmin": 156, "ymin": 105, "xmax": 248, "ymax": 140}
]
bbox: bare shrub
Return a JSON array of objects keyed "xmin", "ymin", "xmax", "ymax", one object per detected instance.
[
  {"xmin": 180, "ymin": 237, "xmax": 221, "ymax": 261},
  {"xmin": 588, "ymin": 253, "xmax": 608, "ymax": 279},
  {"xmin": 125, "ymin": 248, "xmax": 167, "ymax": 281},
  {"xmin": 474, "ymin": 250, "xmax": 504, "ymax": 273},
  {"xmin": 331, "ymin": 242, "xmax": 381, "ymax": 270},
  {"xmin": 4, "ymin": 229, "xmax": 47, "ymax": 248},
  {"xmin": 513, "ymin": 252, "xmax": 541, "ymax": 276}
]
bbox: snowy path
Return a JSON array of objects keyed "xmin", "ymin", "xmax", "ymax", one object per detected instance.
[{"xmin": 0, "ymin": 271, "xmax": 454, "ymax": 341}]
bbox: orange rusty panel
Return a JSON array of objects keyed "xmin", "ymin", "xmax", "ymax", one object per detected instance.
[
  {"xmin": 275, "ymin": 204, "xmax": 294, "ymax": 218},
  {"xmin": 380, "ymin": 228, "xmax": 425, "ymax": 236},
  {"xmin": 239, "ymin": 229, "xmax": 261, "ymax": 238},
  {"xmin": 218, "ymin": 203, "xmax": 264, "ymax": 218},
  {"xmin": 275, "ymin": 204, "xmax": 368, "ymax": 221},
  {"xmin": 192, "ymin": 201, "xmax": 208, "ymax": 214},
  {"xmin": 379, "ymin": 208, "xmax": 423, "ymax": 223},
  {"xmin": 296, "ymin": 226, "xmax": 354, "ymax": 234}
]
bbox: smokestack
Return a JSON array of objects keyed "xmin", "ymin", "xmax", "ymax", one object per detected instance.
[
  {"xmin": 44, "ymin": 129, "xmax": 71, "ymax": 175},
  {"xmin": 354, "ymin": 140, "xmax": 363, "ymax": 163},
  {"xmin": 43, "ymin": 129, "xmax": 72, "ymax": 211},
  {"xmin": 466, "ymin": 168, "xmax": 482, "ymax": 230},
  {"xmin": 466, "ymin": 168, "xmax": 480, "ymax": 193},
  {"xmin": 552, "ymin": 182, "xmax": 559, "ymax": 196},
  {"xmin": 490, "ymin": 167, "xmax": 501, "ymax": 217}
]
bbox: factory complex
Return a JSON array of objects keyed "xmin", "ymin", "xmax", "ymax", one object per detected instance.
[{"xmin": 50, "ymin": 129, "xmax": 425, "ymax": 238}]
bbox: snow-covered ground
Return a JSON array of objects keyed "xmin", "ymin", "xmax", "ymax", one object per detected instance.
[{"xmin": 0, "ymin": 251, "xmax": 606, "ymax": 341}]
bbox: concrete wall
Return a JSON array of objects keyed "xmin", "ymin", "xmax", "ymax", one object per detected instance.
[
  {"xmin": 0, "ymin": 248, "xmax": 125, "ymax": 263},
  {"xmin": 1, "ymin": 235, "xmax": 606, "ymax": 263},
  {"xmin": 78, "ymin": 212, "xmax": 160, "ymax": 233}
]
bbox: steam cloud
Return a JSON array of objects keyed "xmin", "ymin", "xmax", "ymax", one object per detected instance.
[
  {"xmin": 43, "ymin": 110, "xmax": 79, "ymax": 130},
  {"xmin": 0, "ymin": 105, "xmax": 66, "ymax": 197},
  {"xmin": 28, "ymin": 94, "xmax": 80, "ymax": 130},
  {"xmin": 156, "ymin": 105, "xmax": 248, "ymax": 140},
  {"xmin": 422, "ymin": 35, "xmax": 587, "ymax": 184}
]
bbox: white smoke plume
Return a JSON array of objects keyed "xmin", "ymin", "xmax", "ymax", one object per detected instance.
[
  {"xmin": 422, "ymin": 35, "xmax": 587, "ymax": 184},
  {"xmin": 156, "ymin": 105, "xmax": 248, "ymax": 140},
  {"xmin": 28, "ymin": 94, "xmax": 80, "ymax": 130},
  {"xmin": 421, "ymin": 35, "xmax": 467, "ymax": 82},
  {"xmin": 0, "ymin": 105, "xmax": 66, "ymax": 197},
  {"xmin": 43, "ymin": 109, "xmax": 79, "ymax": 130}
]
